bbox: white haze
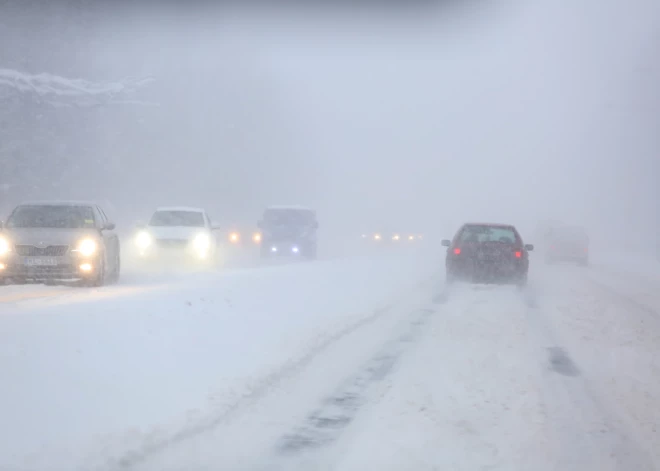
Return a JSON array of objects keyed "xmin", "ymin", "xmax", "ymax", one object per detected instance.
[{"xmin": 0, "ymin": 0, "xmax": 658, "ymax": 249}]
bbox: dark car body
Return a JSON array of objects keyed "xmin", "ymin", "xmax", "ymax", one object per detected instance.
[
  {"xmin": 544, "ymin": 226, "xmax": 589, "ymax": 266},
  {"xmin": 442, "ymin": 223, "xmax": 533, "ymax": 286},
  {"xmin": 258, "ymin": 206, "xmax": 318, "ymax": 259},
  {"xmin": 0, "ymin": 201, "xmax": 120, "ymax": 285}
]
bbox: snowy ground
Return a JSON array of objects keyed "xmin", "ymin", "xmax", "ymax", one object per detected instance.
[{"xmin": 0, "ymin": 248, "xmax": 659, "ymax": 470}]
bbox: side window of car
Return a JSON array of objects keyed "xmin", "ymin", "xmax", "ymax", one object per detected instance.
[
  {"xmin": 98, "ymin": 206, "xmax": 110, "ymax": 223},
  {"xmin": 94, "ymin": 206, "xmax": 106, "ymax": 228}
]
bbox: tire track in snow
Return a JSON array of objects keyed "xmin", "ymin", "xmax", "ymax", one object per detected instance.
[
  {"xmin": 265, "ymin": 306, "xmax": 436, "ymax": 467},
  {"xmin": 526, "ymin": 298, "xmax": 656, "ymax": 470},
  {"xmin": 110, "ymin": 279, "xmax": 435, "ymax": 471}
]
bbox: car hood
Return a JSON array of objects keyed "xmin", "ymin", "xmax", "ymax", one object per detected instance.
[
  {"xmin": 148, "ymin": 226, "xmax": 206, "ymax": 240},
  {"xmin": 1, "ymin": 228, "xmax": 98, "ymax": 247}
]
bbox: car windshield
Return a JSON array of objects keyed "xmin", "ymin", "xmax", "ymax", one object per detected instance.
[
  {"xmin": 6, "ymin": 205, "xmax": 96, "ymax": 229},
  {"xmin": 263, "ymin": 209, "xmax": 314, "ymax": 226},
  {"xmin": 459, "ymin": 225, "xmax": 518, "ymax": 244},
  {"xmin": 149, "ymin": 211, "xmax": 204, "ymax": 227}
]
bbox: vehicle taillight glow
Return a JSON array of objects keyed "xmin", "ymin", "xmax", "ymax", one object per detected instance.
[
  {"xmin": 454, "ymin": 248, "xmax": 461, "ymax": 255},
  {"xmin": 515, "ymin": 251, "xmax": 522, "ymax": 258}
]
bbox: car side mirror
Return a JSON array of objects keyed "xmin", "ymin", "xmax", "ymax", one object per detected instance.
[
  {"xmin": 103, "ymin": 222, "xmax": 116, "ymax": 231},
  {"xmin": 525, "ymin": 244, "xmax": 534, "ymax": 251},
  {"xmin": 441, "ymin": 239, "xmax": 451, "ymax": 247}
]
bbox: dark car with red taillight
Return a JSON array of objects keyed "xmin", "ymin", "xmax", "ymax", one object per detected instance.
[
  {"xmin": 441, "ymin": 223, "xmax": 533, "ymax": 286},
  {"xmin": 543, "ymin": 225, "xmax": 589, "ymax": 266}
]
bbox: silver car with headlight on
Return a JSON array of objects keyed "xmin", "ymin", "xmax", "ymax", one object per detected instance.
[
  {"xmin": 133, "ymin": 207, "xmax": 219, "ymax": 266},
  {"xmin": 0, "ymin": 201, "xmax": 120, "ymax": 286}
]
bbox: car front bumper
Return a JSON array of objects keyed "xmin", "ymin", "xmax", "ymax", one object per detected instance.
[{"xmin": 0, "ymin": 254, "xmax": 102, "ymax": 281}]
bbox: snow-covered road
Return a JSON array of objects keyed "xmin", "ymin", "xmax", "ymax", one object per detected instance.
[{"xmin": 1, "ymin": 251, "xmax": 659, "ymax": 470}]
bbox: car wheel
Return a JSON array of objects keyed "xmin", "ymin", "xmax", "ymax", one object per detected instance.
[
  {"xmin": 112, "ymin": 251, "xmax": 121, "ymax": 283},
  {"xmin": 88, "ymin": 256, "xmax": 106, "ymax": 287},
  {"xmin": 305, "ymin": 245, "xmax": 317, "ymax": 260},
  {"xmin": 578, "ymin": 258, "xmax": 589, "ymax": 267},
  {"xmin": 446, "ymin": 271, "xmax": 456, "ymax": 284},
  {"xmin": 516, "ymin": 274, "xmax": 528, "ymax": 288}
]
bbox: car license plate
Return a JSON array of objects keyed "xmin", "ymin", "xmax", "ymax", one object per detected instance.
[{"xmin": 24, "ymin": 257, "xmax": 58, "ymax": 266}]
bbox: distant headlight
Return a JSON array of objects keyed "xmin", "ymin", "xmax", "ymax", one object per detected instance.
[
  {"xmin": 229, "ymin": 232, "xmax": 240, "ymax": 243},
  {"xmin": 252, "ymin": 232, "xmax": 262, "ymax": 243},
  {"xmin": 392, "ymin": 234, "xmax": 400, "ymax": 241},
  {"xmin": 135, "ymin": 231, "xmax": 152, "ymax": 249},
  {"xmin": 374, "ymin": 234, "xmax": 382, "ymax": 241},
  {"xmin": 193, "ymin": 233, "xmax": 211, "ymax": 251},
  {"xmin": 77, "ymin": 238, "xmax": 97, "ymax": 256},
  {"xmin": 0, "ymin": 236, "xmax": 10, "ymax": 256}
]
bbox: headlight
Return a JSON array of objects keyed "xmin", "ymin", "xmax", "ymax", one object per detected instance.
[
  {"xmin": 0, "ymin": 236, "xmax": 10, "ymax": 256},
  {"xmin": 392, "ymin": 234, "xmax": 400, "ymax": 241},
  {"xmin": 229, "ymin": 232, "xmax": 240, "ymax": 243},
  {"xmin": 374, "ymin": 234, "xmax": 382, "ymax": 241},
  {"xmin": 135, "ymin": 231, "xmax": 152, "ymax": 249},
  {"xmin": 77, "ymin": 238, "xmax": 97, "ymax": 256},
  {"xmin": 252, "ymin": 232, "xmax": 262, "ymax": 243},
  {"xmin": 193, "ymin": 233, "xmax": 211, "ymax": 251}
]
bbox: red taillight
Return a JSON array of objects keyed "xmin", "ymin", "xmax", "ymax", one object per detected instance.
[
  {"xmin": 515, "ymin": 251, "xmax": 522, "ymax": 258},
  {"xmin": 454, "ymin": 248, "xmax": 461, "ymax": 255}
]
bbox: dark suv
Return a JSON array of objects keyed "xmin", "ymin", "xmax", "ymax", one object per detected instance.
[
  {"xmin": 258, "ymin": 206, "xmax": 318, "ymax": 259},
  {"xmin": 442, "ymin": 223, "xmax": 533, "ymax": 286}
]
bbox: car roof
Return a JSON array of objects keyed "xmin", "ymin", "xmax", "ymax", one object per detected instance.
[
  {"xmin": 155, "ymin": 206, "xmax": 206, "ymax": 213},
  {"xmin": 462, "ymin": 222, "xmax": 516, "ymax": 228},
  {"xmin": 265, "ymin": 205, "xmax": 313, "ymax": 211},
  {"xmin": 18, "ymin": 200, "xmax": 98, "ymax": 207}
]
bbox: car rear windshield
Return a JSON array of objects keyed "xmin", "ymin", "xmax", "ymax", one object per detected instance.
[
  {"xmin": 458, "ymin": 225, "xmax": 519, "ymax": 244},
  {"xmin": 552, "ymin": 227, "xmax": 589, "ymax": 243},
  {"xmin": 149, "ymin": 211, "xmax": 204, "ymax": 227},
  {"xmin": 263, "ymin": 209, "xmax": 315, "ymax": 226},
  {"xmin": 6, "ymin": 205, "xmax": 96, "ymax": 229}
]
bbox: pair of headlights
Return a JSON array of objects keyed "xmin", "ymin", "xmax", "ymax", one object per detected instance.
[
  {"xmin": 0, "ymin": 237, "xmax": 97, "ymax": 257},
  {"xmin": 135, "ymin": 231, "xmax": 211, "ymax": 251}
]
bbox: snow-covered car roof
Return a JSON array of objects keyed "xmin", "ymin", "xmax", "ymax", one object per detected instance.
[
  {"xmin": 18, "ymin": 200, "xmax": 100, "ymax": 207},
  {"xmin": 154, "ymin": 206, "xmax": 206, "ymax": 213}
]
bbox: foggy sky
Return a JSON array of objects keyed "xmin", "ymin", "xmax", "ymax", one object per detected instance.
[{"xmin": 0, "ymin": 0, "xmax": 657, "ymax": 246}]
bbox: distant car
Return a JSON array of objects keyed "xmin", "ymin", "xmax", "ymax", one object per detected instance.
[
  {"xmin": 225, "ymin": 225, "xmax": 262, "ymax": 246},
  {"xmin": 361, "ymin": 232, "xmax": 422, "ymax": 245},
  {"xmin": 133, "ymin": 207, "xmax": 219, "ymax": 265},
  {"xmin": 0, "ymin": 201, "xmax": 120, "ymax": 286},
  {"xmin": 544, "ymin": 225, "xmax": 589, "ymax": 266},
  {"xmin": 258, "ymin": 206, "xmax": 318, "ymax": 259},
  {"xmin": 442, "ymin": 223, "xmax": 533, "ymax": 286}
]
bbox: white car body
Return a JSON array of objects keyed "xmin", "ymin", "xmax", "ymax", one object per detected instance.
[{"xmin": 135, "ymin": 207, "xmax": 218, "ymax": 263}]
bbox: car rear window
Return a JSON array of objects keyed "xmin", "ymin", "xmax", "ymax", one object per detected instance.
[{"xmin": 458, "ymin": 225, "xmax": 519, "ymax": 244}]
